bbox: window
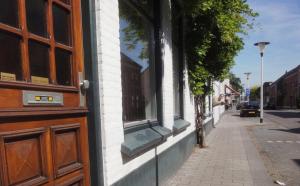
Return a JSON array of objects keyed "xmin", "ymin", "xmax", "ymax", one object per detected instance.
[
  {"xmin": 119, "ymin": 0, "xmax": 157, "ymax": 124},
  {"xmin": 172, "ymin": 0, "xmax": 184, "ymax": 119},
  {"xmin": 0, "ymin": 0, "xmax": 74, "ymax": 87}
]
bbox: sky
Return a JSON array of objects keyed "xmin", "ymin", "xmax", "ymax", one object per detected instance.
[{"xmin": 232, "ymin": 0, "xmax": 300, "ymax": 88}]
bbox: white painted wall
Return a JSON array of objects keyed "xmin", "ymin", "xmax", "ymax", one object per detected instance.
[
  {"xmin": 93, "ymin": 0, "xmax": 196, "ymax": 185},
  {"xmin": 212, "ymin": 80, "xmax": 227, "ymax": 125}
]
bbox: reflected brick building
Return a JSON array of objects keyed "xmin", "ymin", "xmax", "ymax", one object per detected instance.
[{"xmin": 121, "ymin": 53, "xmax": 145, "ymax": 121}]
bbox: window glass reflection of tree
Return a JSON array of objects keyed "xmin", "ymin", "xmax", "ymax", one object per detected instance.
[{"xmin": 119, "ymin": 0, "xmax": 156, "ymax": 123}]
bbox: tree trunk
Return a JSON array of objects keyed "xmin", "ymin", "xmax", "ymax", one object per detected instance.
[{"xmin": 195, "ymin": 95, "xmax": 206, "ymax": 148}]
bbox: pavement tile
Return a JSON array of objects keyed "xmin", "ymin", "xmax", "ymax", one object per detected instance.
[{"xmin": 162, "ymin": 112, "xmax": 275, "ymax": 186}]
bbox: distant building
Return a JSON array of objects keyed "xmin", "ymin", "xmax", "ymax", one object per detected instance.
[
  {"xmin": 264, "ymin": 82, "xmax": 272, "ymax": 106},
  {"xmin": 267, "ymin": 65, "xmax": 300, "ymax": 109}
]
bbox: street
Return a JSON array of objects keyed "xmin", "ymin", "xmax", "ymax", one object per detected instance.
[
  {"xmin": 247, "ymin": 110, "xmax": 300, "ymax": 186},
  {"xmin": 163, "ymin": 110, "xmax": 300, "ymax": 186}
]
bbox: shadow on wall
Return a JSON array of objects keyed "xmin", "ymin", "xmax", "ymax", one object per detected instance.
[{"xmin": 266, "ymin": 111, "xmax": 300, "ymax": 119}]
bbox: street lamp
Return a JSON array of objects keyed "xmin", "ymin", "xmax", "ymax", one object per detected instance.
[{"xmin": 254, "ymin": 41, "xmax": 270, "ymax": 123}]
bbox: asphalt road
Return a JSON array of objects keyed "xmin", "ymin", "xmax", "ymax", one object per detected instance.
[{"xmin": 238, "ymin": 109, "xmax": 300, "ymax": 186}]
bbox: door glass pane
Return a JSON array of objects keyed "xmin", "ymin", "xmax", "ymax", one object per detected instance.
[
  {"xmin": 55, "ymin": 48, "xmax": 72, "ymax": 86},
  {"xmin": 53, "ymin": 5, "xmax": 71, "ymax": 45},
  {"xmin": 0, "ymin": 31, "xmax": 22, "ymax": 81},
  {"xmin": 26, "ymin": 0, "xmax": 47, "ymax": 37},
  {"xmin": 119, "ymin": 0, "xmax": 156, "ymax": 122},
  {"xmin": 29, "ymin": 41, "xmax": 50, "ymax": 84},
  {"xmin": 0, "ymin": 0, "xmax": 19, "ymax": 27}
]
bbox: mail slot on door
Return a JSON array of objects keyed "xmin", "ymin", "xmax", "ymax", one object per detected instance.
[{"xmin": 23, "ymin": 90, "xmax": 64, "ymax": 106}]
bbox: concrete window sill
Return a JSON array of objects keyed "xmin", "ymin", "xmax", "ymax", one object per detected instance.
[
  {"xmin": 173, "ymin": 119, "xmax": 191, "ymax": 135},
  {"xmin": 121, "ymin": 126, "xmax": 172, "ymax": 157}
]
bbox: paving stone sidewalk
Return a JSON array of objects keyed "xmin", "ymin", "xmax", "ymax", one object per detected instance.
[{"xmin": 163, "ymin": 112, "xmax": 276, "ymax": 186}]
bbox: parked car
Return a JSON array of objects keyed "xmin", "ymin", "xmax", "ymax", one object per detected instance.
[
  {"xmin": 236, "ymin": 101, "xmax": 248, "ymax": 110},
  {"xmin": 240, "ymin": 101, "xmax": 260, "ymax": 117}
]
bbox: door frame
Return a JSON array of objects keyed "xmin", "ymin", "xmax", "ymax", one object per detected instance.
[{"xmin": 81, "ymin": 0, "xmax": 104, "ymax": 185}]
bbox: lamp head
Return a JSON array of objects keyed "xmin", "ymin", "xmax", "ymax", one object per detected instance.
[{"xmin": 254, "ymin": 42, "xmax": 270, "ymax": 53}]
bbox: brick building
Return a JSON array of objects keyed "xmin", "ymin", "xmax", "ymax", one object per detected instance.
[{"xmin": 266, "ymin": 65, "xmax": 300, "ymax": 109}]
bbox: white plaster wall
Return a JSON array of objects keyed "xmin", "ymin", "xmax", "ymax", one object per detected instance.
[
  {"xmin": 212, "ymin": 80, "xmax": 226, "ymax": 125},
  {"xmin": 93, "ymin": 0, "xmax": 196, "ymax": 185},
  {"xmin": 160, "ymin": 0, "xmax": 174, "ymax": 130}
]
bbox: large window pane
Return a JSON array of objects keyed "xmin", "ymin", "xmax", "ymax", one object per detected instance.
[
  {"xmin": 53, "ymin": 4, "xmax": 71, "ymax": 45},
  {"xmin": 173, "ymin": 44, "xmax": 181, "ymax": 117},
  {"xmin": 55, "ymin": 48, "xmax": 72, "ymax": 86},
  {"xmin": 130, "ymin": 0, "xmax": 153, "ymax": 17},
  {"xmin": 0, "ymin": 0, "xmax": 19, "ymax": 27},
  {"xmin": 29, "ymin": 41, "xmax": 50, "ymax": 84},
  {"xmin": 119, "ymin": 0, "xmax": 156, "ymax": 123},
  {"xmin": 0, "ymin": 31, "xmax": 22, "ymax": 81},
  {"xmin": 26, "ymin": 0, "xmax": 47, "ymax": 37}
]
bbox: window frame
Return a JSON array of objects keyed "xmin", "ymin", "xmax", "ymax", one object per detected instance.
[
  {"xmin": 0, "ymin": 0, "xmax": 81, "ymax": 92},
  {"xmin": 171, "ymin": 0, "xmax": 184, "ymax": 120},
  {"xmin": 119, "ymin": 0, "xmax": 160, "ymax": 128}
]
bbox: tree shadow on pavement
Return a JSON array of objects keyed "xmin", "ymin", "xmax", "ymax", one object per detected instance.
[
  {"xmin": 269, "ymin": 127, "xmax": 300, "ymax": 134},
  {"xmin": 266, "ymin": 112, "xmax": 300, "ymax": 119},
  {"xmin": 293, "ymin": 159, "xmax": 300, "ymax": 168}
]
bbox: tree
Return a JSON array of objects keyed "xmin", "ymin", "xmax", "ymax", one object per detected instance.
[
  {"xmin": 183, "ymin": 0, "xmax": 258, "ymax": 95},
  {"xmin": 229, "ymin": 72, "xmax": 243, "ymax": 93},
  {"xmin": 250, "ymin": 86, "xmax": 260, "ymax": 100},
  {"xmin": 182, "ymin": 0, "xmax": 258, "ymax": 147}
]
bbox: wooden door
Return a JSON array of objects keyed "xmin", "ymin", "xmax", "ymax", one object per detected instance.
[{"xmin": 0, "ymin": 0, "xmax": 90, "ymax": 185}]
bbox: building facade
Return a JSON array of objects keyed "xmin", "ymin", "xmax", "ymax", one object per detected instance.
[
  {"xmin": 0, "ymin": 0, "xmax": 230, "ymax": 186},
  {"xmin": 267, "ymin": 65, "xmax": 300, "ymax": 109},
  {"xmin": 0, "ymin": 0, "xmax": 201, "ymax": 186}
]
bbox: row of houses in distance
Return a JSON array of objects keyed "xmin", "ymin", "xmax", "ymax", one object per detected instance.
[{"xmin": 264, "ymin": 65, "xmax": 300, "ymax": 109}]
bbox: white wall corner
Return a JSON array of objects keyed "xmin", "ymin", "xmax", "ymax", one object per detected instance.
[{"xmin": 161, "ymin": 0, "xmax": 174, "ymax": 130}]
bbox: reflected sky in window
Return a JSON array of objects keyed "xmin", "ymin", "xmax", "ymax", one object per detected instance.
[{"xmin": 119, "ymin": 18, "xmax": 150, "ymax": 72}]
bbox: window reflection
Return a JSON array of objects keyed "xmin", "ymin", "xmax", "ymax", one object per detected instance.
[
  {"xmin": 130, "ymin": 0, "xmax": 153, "ymax": 17},
  {"xmin": 119, "ymin": 0, "xmax": 156, "ymax": 123}
]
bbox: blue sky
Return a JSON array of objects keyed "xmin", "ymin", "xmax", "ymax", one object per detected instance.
[{"xmin": 232, "ymin": 0, "xmax": 300, "ymax": 88}]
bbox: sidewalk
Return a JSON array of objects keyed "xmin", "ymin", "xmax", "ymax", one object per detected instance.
[{"xmin": 163, "ymin": 112, "xmax": 276, "ymax": 186}]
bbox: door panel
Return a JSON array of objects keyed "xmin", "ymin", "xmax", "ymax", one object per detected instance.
[
  {"xmin": 0, "ymin": 117, "xmax": 90, "ymax": 186},
  {"xmin": 0, "ymin": 128, "xmax": 48, "ymax": 186},
  {"xmin": 51, "ymin": 123, "xmax": 82, "ymax": 178}
]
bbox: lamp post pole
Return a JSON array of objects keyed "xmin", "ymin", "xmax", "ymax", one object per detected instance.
[
  {"xmin": 254, "ymin": 42, "xmax": 270, "ymax": 123},
  {"xmin": 244, "ymin": 72, "xmax": 251, "ymax": 102},
  {"xmin": 260, "ymin": 52, "xmax": 264, "ymax": 123}
]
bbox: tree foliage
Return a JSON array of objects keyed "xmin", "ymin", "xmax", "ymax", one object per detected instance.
[
  {"xmin": 229, "ymin": 72, "xmax": 243, "ymax": 93},
  {"xmin": 183, "ymin": 0, "xmax": 258, "ymax": 95},
  {"xmin": 250, "ymin": 85, "xmax": 260, "ymax": 100}
]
